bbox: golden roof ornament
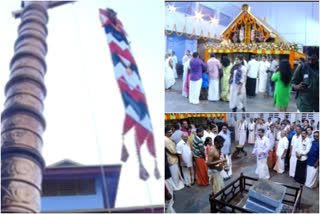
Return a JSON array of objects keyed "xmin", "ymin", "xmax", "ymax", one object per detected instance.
[{"xmin": 242, "ymin": 3, "xmax": 250, "ymax": 13}]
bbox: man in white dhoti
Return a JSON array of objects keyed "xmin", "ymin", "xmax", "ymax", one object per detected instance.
[
  {"xmin": 189, "ymin": 52, "xmax": 206, "ymax": 104},
  {"xmin": 177, "ymin": 132, "xmax": 194, "ymax": 187},
  {"xmin": 289, "ymin": 125, "xmax": 302, "ymax": 177},
  {"xmin": 182, "ymin": 58, "xmax": 190, "ymax": 97},
  {"xmin": 165, "ymin": 53, "xmax": 176, "ymax": 90},
  {"xmin": 238, "ymin": 116, "xmax": 247, "ymax": 146},
  {"xmin": 165, "ymin": 153, "xmax": 176, "ymax": 213},
  {"xmin": 305, "ymin": 131, "xmax": 319, "ymax": 188},
  {"xmin": 258, "ymin": 55, "xmax": 270, "ymax": 93},
  {"xmin": 232, "ymin": 117, "xmax": 240, "ymax": 144},
  {"xmin": 251, "ymin": 128, "xmax": 270, "ymax": 179},
  {"xmin": 207, "ymin": 136, "xmax": 227, "ymax": 193},
  {"xmin": 248, "ymin": 118, "xmax": 255, "ymax": 144},
  {"xmin": 165, "ymin": 127, "xmax": 185, "ymax": 191},
  {"xmin": 274, "ymin": 130, "xmax": 289, "ymax": 173},
  {"xmin": 219, "ymin": 124, "xmax": 232, "ymax": 179},
  {"xmin": 171, "ymin": 51, "xmax": 178, "ymax": 78},
  {"xmin": 229, "ymin": 55, "xmax": 247, "ymax": 112},
  {"xmin": 207, "ymin": 53, "xmax": 221, "ymax": 101}
]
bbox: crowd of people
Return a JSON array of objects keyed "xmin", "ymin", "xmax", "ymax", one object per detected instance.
[
  {"xmin": 165, "ymin": 116, "xmax": 319, "ymax": 212},
  {"xmin": 165, "ymin": 47, "xmax": 319, "ymax": 112}
]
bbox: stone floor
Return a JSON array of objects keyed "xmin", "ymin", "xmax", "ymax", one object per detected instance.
[
  {"xmin": 172, "ymin": 143, "xmax": 319, "ymax": 213},
  {"xmin": 165, "ymin": 78, "xmax": 297, "ymax": 112}
]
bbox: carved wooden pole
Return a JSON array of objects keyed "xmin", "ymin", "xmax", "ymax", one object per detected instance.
[{"xmin": 1, "ymin": 1, "xmax": 48, "ymax": 212}]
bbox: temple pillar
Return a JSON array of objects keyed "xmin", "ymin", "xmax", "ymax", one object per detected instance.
[{"xmin": 1, "ymin": 1, "xmax": 48, "ymax": 212}]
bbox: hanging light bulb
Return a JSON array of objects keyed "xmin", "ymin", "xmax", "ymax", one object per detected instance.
[
  {"xmin": 168, "ymin": 4, "xmax": 176, "ymax": 13},
  {"xmin": 195, "ymin": 11, "xmax": 204, "ymax": 21},
  {"xmin": 210, "ymin": 17, "xmax": 219, "ymax": 25}
]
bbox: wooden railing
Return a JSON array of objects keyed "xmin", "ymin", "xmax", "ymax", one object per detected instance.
[{"xmin": 209, "ymin": 173, "xmax": 303, "ymax": 213}]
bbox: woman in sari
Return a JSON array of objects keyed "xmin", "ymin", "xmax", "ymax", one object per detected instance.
[{"xmin": 220, "ymin": 56, "xmax": 232, "ymax": 101}]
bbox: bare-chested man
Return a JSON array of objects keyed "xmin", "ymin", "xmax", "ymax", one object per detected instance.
[{"xmin": 207, "ymin": 135, "xmax": 226, "ymax": 193}]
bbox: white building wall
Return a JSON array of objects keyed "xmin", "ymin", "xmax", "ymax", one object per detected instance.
[{"xmin": 226, "ymin": 113, "xmax": 319, "ymax": 125}]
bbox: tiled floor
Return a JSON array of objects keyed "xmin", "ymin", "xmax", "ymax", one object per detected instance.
[
  {"xmin": 165, "ymin": 78, "xmax": 297, "ymax": 112},
  {"xmin": 172, "ymin": 143, "xmax": 319, "ymax": 213}
]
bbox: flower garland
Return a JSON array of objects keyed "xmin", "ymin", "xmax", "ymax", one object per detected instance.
[
  {"xmin": 165, "ymin": 24, "xmax": 222, "ymax": 41},
  {"xmin": 205, "ymin": 42, "xmax": 299, "ymax": 51}
]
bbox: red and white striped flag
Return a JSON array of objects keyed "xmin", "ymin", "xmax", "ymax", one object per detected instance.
[{"xmin": 99, "ymin": 8, "xmax": 160, "ymax": 181}]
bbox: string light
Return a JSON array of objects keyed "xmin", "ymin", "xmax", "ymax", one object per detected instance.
[
  {"xmin": 195, "ymin": 11, "xmax": 203, "ymax": 21},
  {"xmin": 168, "ymin": 4, "xmax": 176, "ymax": 13},
  {"xmin": 210, "ymin": 17, "xmax": 219, "ymax": 25}
]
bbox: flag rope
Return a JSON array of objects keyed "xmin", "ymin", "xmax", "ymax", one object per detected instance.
[{"xmin": 72, "ymin": 4, "xmax": 112, "ymax": 211}]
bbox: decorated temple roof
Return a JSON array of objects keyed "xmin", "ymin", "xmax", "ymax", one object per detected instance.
[{"xmin": 220, "ymin": 3, "xmax": 287, "ymax": 43}]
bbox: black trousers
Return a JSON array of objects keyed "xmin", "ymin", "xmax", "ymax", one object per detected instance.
[{"xmin": 246, "ymin": 77, "xmax": 256, "ymax": 96}]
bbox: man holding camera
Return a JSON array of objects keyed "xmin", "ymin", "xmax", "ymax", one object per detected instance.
[{"xmin": 292, "ymin": 46, "xmax": 319, "ymax": 112}]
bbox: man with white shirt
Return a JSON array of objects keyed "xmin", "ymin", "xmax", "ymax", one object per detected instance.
[
  {"xmin": 232, "ymin": 117, "xmax": 240, "ymax": 144},
  {"xmin": 266, "ymin": 124, "xmax": 276, "ymax": 169},
  {"xmin": 267, "ymin": 55, "xmax": 278, "ymax": 96},
  {"xmin": 305, "ymin": 131, "xmax": 319, "ymax": 188},
  {"xmin": 306, "ymin": 126, "xmax": 314, "ymax": 142},
  {"xmin": 255, "ymin": 118, "xmax": 266, "ymax": 139},
  {"xmin": 246, "ymin": 55, "xmax": 260, "ymax": 97},
  {"xmin": 289, "ymin": 125, "xmax": 302, "ymax": 177},
  {"xmin": 238, "ymin": 116, "xmax": 247, "ymax": 146},
  {"xmin": 171, "ymin": 123, "xmax": 183, "ymax": 145},
  {"xmin": 266, "ymin": 117, "xmax": 273, "ymax": 130},
  {"xmin": 182, "ymin": 56, "xmax": 191, "ymax": 97},
  {"xmin": 177, "ymin": 132, "xmax": 194, "ymax": 187},
  {"xmin": 251, "ymin": 128, "xmax": 270, "ymax": 179},
  {"xmin": 248, "ymin": 118, "xmax": 256, "ymax": 145},
  {"xmin": 294, "ymin": 129, "xmax": 312, "ymax": 184},
  {"xmin": 171, "ymin": 51, "xmax": 178, "ymax": 78},
  {"xmin": 182, "ymin": 50, "xmax": 191, "ymax": 64},
  {"xmin": 310, "ymin": 119, "xmax": 317, "ymax": 131},
  {"xmin": 219, "ymin": 124, "xmax": 232, "ymax": 179},
  {"xmin": 258, "ymin": 55, "xmax": 271, "ymax": 94},
  {"xmin": 274, "ymin": 130, "xmax": 289, "ymax": 173},
  {"xmin": 201, "ymin": 125, "xmax": 210, "ymax": 142}
]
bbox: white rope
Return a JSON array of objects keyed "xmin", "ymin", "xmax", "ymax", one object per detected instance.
[{"xmin": 71, "ymin": 3, "xmax": 112, "ymax": 212}]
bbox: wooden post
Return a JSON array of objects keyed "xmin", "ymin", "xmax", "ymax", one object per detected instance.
[{"xmin": 1, "ymin": 1, "xmax": 73, "ymax": 212}]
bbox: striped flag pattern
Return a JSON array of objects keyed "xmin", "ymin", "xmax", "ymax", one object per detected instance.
[{"xmin": 99, "ymin": 8, "xmax": 160, "ymax": 181}]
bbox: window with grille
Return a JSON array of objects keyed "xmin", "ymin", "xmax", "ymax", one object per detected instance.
[
  {"xmin": 269, "ymin": 113, "xmax": 279, "ymax": 119},
  {"xmin": 42, "ymin": 178, "xmax": 96, "ymax": 196},
  {"xmin": 302, "ymin": 113, "xmax": 314, "ymax": 121}
]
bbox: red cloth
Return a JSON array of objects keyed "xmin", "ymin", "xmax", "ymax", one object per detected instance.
[
  {"xmin": 267, "ymin": 150, "xmax": 276, "ymax": 169},
  {"xmin": 194, "ymin": 157, "xmax": 209, "ymax": 186}
]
